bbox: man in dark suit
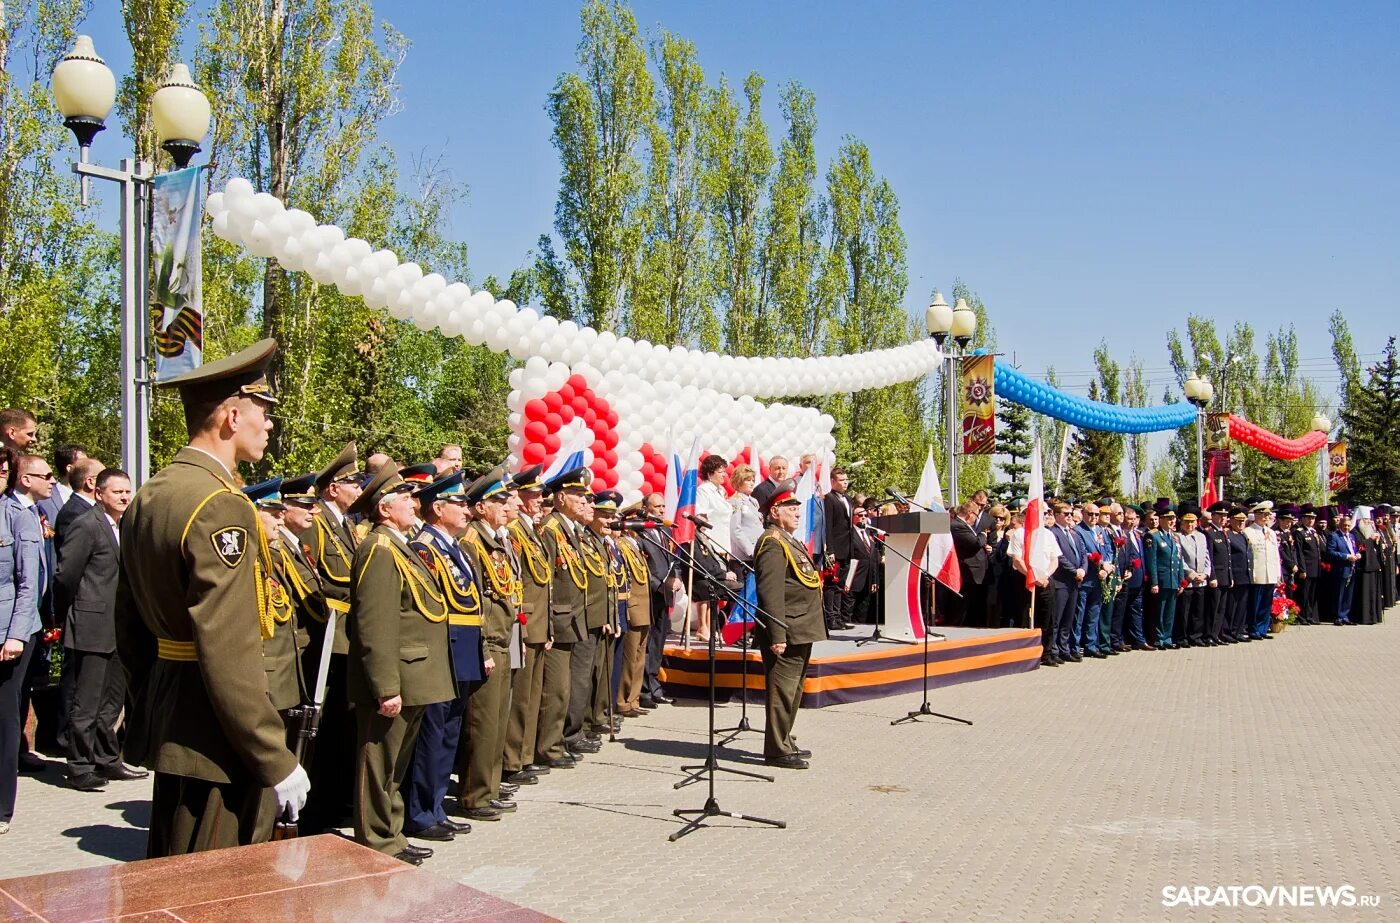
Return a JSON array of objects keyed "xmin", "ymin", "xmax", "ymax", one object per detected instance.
[
  {"xmin": 822, "ymin": 467, "xmax": 855, "ymax": 631},
  {"xmin": 749, "ymin": 455, "xmax": 790, "ymax": 514},
  {"xmin": 846, "ymin": 505, "xmax": 880, "ymax": 624},
  {"xmin": 947, "ymin": 501, "xmax": 990, "ymax": 627},
  {"xmin": 1293, "ymin": 505, "xmax": 1323, "ymax": 624},
  {"xmin": 54, "ymin": 468, "xmax": 146, "ymax": 790},
  {"xmin": 1048, "ymin": 502, "xmax": 1086, "ymax": 662},
  {"xmin": 54, "ymin": 458, "xmax": 103, "ymax": 542},
  {"xmin": 639, "ymin": 491, "xmax": 675, "ymax": 708},
  {"xmin": 37, "ymin": 445, "xmax": 87, "ymax": 532}
]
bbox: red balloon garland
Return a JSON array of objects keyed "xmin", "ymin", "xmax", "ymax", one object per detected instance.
[
  {"xmin": 516, "ymin": 378, "xmax": 624, "ymax": 490},
  {"xmin": 1226, "ymin": 415, "xmax": 1327, "ymax": 461}
]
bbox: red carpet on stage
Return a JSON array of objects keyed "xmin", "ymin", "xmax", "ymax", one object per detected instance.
[{"xmin": 661, "ymin": 626, "xmax": 1041, "ymax": 707}]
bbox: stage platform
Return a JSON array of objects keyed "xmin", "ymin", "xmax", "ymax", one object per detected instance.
[{"xmin": 660, "ymin": 625, "xmax": 1042, "ymax": 708}]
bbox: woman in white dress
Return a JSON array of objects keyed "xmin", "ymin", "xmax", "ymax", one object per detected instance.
[{"xmin": 690, "ymin": 455, "xmax": 733, "ymax": 642}]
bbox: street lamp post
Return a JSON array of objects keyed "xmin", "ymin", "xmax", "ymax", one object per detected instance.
[
  {"xmin": 926, "ymin": 292, "xmax": 978, "ymax": 506},
  {"xmin": 52, "ymin": 37, "xmax": 210, "ymax": 488},
  {"xmin": 1311, "ymin": 414, "xmax": 1332, "ymax": 506},
  {"xmin": 1184, "ymin": 374, "xmax": 1215, "ymax": 502}
]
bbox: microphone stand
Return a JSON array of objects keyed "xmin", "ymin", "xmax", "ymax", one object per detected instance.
[
  {"xmin": 638, "ymin": 529, "xmax": 786, "ymax": 842},
  {"xmin": 688, "ymin": 526, "xmax": 761, "ymax": 746},
  {"xmin": 855, "ymin": 529, "xmax": 897, "ymax": 647},
  {"xmin": 871, "ymin": 529, "xmax": 973, "ymax": 728}
]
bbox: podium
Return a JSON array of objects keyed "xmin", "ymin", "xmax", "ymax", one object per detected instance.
[{"xmin": 870, "ymin": 511, "xmax": 950, "ymax": 642}]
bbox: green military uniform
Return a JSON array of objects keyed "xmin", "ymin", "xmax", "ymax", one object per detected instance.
[
  {"xmin": 536, "ymin": 477, "xmax": 589, "ymax": 763},
  {"xmin": 503, "ymin": 497, "xmax": 552, "ymax": 777},
  {"xmin": 114, "ymin": 340, "xmax": 298, "ymax": 857},
  {"xmin": 294, "ymin": 442, "xmax": 360, "ymax": 834},
  {"xmin": 754, "ymin": 511, "xmax": 826, "ymax": 762},
  {"xmin": 578, "ymin": 525, "xmax": 617, "ymax": 738},
  {"xmin": 616, "ymin": 529, "xmax": 652, "ymax": 712},
  {"xmin": 241, "ymin": 477, "xmax": 309, "ymax": 716},
  {"xmin": 460, "ymin": 512, "xmax": 519, "ymax": 811},
  {"xmin": 347, "ymin": 463, "xmax": 454, "ymax": 858}
]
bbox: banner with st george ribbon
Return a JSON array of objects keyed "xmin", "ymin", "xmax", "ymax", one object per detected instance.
[
  {"xmin": 1328, "ymin": 442, "xmax": 1348, "ymax": 492},
  {"xmin": 961, "ymin": 354, "xmax": 996, "ymax": 456},
  {"xmin": 150, "ymin": 165, "xmax": 206, "ymax": 379}
]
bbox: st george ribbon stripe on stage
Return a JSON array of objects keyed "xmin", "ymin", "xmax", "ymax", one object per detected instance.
[{"xmin": 660, "ymin": 628, "xmax": 1042, "ymax": 707}]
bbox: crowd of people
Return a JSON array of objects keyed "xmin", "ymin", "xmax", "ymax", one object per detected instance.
[
  {"xmin": 0, "ymin": 340, "xmax": 829, "ymax": 862},
  {"xmin": 3, "ymin": 340, "xmax": 1393, "ymax": 857}
]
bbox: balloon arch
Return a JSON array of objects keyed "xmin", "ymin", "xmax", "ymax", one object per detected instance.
[{"xmin": 206, "ymin": 179, "xmax": 1328, "ymax": 498}]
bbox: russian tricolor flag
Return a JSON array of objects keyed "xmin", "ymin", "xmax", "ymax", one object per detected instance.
[{"xmin": 665, "ymin": 436, "xmax": 702, "ymax": 544}]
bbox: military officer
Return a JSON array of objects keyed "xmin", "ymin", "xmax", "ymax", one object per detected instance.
[
  {"xmin": 753, "ymin": 480, "xmax": 825, "ymax": 769},
  {"xmin": 1294, "ymin": 505, "xmax": 1324, "ymax": 623},
  {"xmin": 297, "ymin": 441, "xmax": 361, "ymax": 833},
  {"xmin": 458, "ymin": 467, "xmax": 522, "ymax": 821},
  {"xmin": 277, "ymin": 474, "xmax": 324, "ymax": 660},
  {"xmin": 114, "ymin": 339, "xmax": 308, "ymax": 857},
  {"xmin": 241, "ymin": 478, "xmax": 307, "ymax": 723},
  {"xmin": 1204, "ymin": 501, "xmax": 1233, "ymax": 643},
  {"xmin": 1145, "ymin": 506, "xmax": 1184, "ymax": 649},
  {"xmin": 535, "ymin": 467, "xmax": 592, "ymax": 769},
  {"xmin": 1226, "ymin": 507, "xmax": 1254, "ymax": 641},
  {"xmin": 401, "ymin": 470, "xmax": 479, "ymax": 843},
  {"xmin": 581, "ymin": 491, "xmax": 623, "ymax": 742},
  {"xmin": 346, "ymin": 460, "xmax": 454, "ymax": 866},
  {"xmin": 502, "ymin": 465, "xmax": 554, "ymax": 785},
  {"xmin": 1244, "ymin": 501, "xmax": 1281, "ymax": 640},
  {"xmin": 615, "ymin": 502, "xmax": 653, "ymax": 717}
]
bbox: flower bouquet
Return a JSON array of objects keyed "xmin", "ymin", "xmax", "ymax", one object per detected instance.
[{"xmin": 1270, "ymin": 589, "xmax": 1300, "ymax": 633}]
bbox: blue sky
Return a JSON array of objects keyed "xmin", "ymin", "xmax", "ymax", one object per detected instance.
[{"xmin": 72, "ymin": 0, "xmax": 1398, "ymax": 408}]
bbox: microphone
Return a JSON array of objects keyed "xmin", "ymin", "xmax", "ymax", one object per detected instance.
[
  {"xmin": 861, "ymin": 524, "xmax": 889, "ymax": 539},
  {"xmin": 610, "ymin": 520, "xmax": 657, "ymax": 532},
  {"xmin": 886, "ymin": 487, "xmax": 912, "ymax": 505},
  {"xmin": 683, "ymin": 512, "xmax": 711, "ymax": 531}
]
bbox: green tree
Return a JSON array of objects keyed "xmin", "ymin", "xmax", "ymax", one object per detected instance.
[
  {"xmin": 1338, "ymin": 338, "xmax": 1400, "ymax": 503},
  {"xmin": 1064, "ymin": 344, "xmax": 1123, "ymax": 501},
  {"xmin": 759, "ymin": 82, "xmax": 821, "ymax": 356},
  {"xmin": 198, "ymin": 0, "xmax": 407, "ymax": 465},
  {"xmin": 545, "ymin": 0, "xmax": 653, "ymax": 333},
  {"xmin": 119, "ymin": 0, "xmax": 192, "ymax": 166},
  {"xmin": 1123, "ymin": 358, "xmax": 1149, "ymax": 499},
  {"xmin": 629, "ymin": 32, "xmax": 712, "ymax": 347},
  {"xmin": 995, "ymin": 378, "xmax": 1033, "ymax": 501},
  {"xmin": 700, "ymin": 72, "xmax": 772, "ymax": 355}
]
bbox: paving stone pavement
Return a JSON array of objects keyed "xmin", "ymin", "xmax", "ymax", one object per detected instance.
[{"xmin": 5, "ymin": 616, "xmax": 1397, "ymax": 922}]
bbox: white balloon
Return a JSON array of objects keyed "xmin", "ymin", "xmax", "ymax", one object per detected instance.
[
  {"xmin": 224, "ymin": 177, "xmax": 254, "ymax": 202},
  {"xmin": 210, "ymin": 211, "xmax": 232, "ymax": 240},
  {"xmin": 205, "ymin": 191, "xmax": 226, "ymax": 216}
]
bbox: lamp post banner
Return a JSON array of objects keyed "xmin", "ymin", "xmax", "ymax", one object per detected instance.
[
  {"xmin": 150, "ymin": 165, "xmax": 205, "ymax": 379},
  {"xmin": 1328, "ymin": 441, "xmax": 1348, "ymax": 492},
  {"xmin": 960, "ymin": 354, "xmax": 996, "ymax": 456}
]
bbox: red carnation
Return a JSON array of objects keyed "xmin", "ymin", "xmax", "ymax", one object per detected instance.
[
  {"xmin": 1087, "ymin": 552, "xmax": 1103, "ymax": 565},
  {"xmin": 1179, "ymin": 578, "xmax": 1190, "ymax": 589},
  {"xmin": 1131, "ymin": 557, "xmax": 1142, "ymax": 568},
  {"xmin": 516, "ymin": 611, "xmax": 528, "ymax": 625},
  {"xmin": 1113, "ymin": 536, "xmax": 1126, "ymax": 548}
]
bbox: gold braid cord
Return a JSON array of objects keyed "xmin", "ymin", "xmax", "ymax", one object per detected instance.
[
  {"xmin": 580, "ymin": 535, "xmax": 609, "ymax": 579},
  {"xmin": 757, "ymin": 531, "xmax": 822, "ymax": 589},
  {"xmin": 463, "ymin": 531, "xmax": 522, "ymax": 604},
  {"xmin": 380, "ymin": 535, "xmax": 449, "ymax": 622},
  {"xmin": 544, "ymin": 521, "xmax": 588, "ymax": 590},
  {"xmin": 509, "ymin": 519, "xmax": 552, "ymax": 586},
  {"xmin": 620, "ymin": 539, "xmax": 649, "ymax": 584},
  {"xmin": 420, "ymin": 544, "xmax": 482, "ymax": 614}
]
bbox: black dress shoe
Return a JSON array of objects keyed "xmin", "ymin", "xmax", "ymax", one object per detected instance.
[
  {"xmin": 440, "ymin": 818, "xmax": 472, "ymax": 834},
  {"xmin": 1066, "ymin": 652, "xmax": 1082, "ymax": 662},
  {"xmin": 545, "ymin": 758, "xmax": 576, "ymax": 769},
  {"xmin": 505, "ymin": 771, "xmax": 538, "ymax": 784},
  {"xmin": 461, "ymin": 807, "xmax": 502, "ymax": 821},
  {"xmin": 406, "ymin": 822, "xmax": 455, "ymax": 842},
  {"xmin": 488, "ymin": 799, "xmax": 518, "ymax": 812},
  {"xmin": 498, "ymin": 781, "xmax": 521, "ymax": 794},
  {"xmin": 523, "ymin": 763, "xmax": 551, "ymax": 774},
  {"xmin": 98, "ymin": 763, "xmax": 149, "ymax": 781},
  {"xmin": 496, "ymin": 788, "xmax": 515, "ymax": 802},
  {"xmin": 793, "ymin": 748, "xmax": 812, "ymax": 758},
  {"xmin": 583, "ymin": 732, "xmax": 603, "ymax": 742},
  {"xmin": 66, "ymin": 772, "xmax": 108, "ymax": 792},
  {"xmin": 17, "ymin": 752, "xmax": 45, "ymax": 773},
  {"xmin": 394, "ymin": 850, "xmax": 424, "ymax": 866},
  {"xmin": 764, "ymin": 754, "xmax": 809, "ymax": 770},
  {"xmin": 1105, "ymin": 648, "xmax": 1120, "ymax": 655},
  {"xmin": 1089, "ymin": 650, "xmax": 1108, "ymax": 659},
  {"xmin": 402, "ymin": 843, "xmax": 434, "ymax": 859},
  {"xmin": 638, "ymin": 697, "xmax": 657, "ymax": 709},
  {"xmin": 651, "ymin": 694, "xmax": 675, "ymax": 705},
  {"xmin": 1039, "ymin": 657, "xmax": 1059, "ymax": 667},
  {"xmin": 572, "ymin": 740, "xmax": 602, "ymax": 754}
]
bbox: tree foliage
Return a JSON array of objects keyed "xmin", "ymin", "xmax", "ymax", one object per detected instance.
[{"xmin": 1338, "ymin": 337, "xmax": 1400, "ymax": 503}]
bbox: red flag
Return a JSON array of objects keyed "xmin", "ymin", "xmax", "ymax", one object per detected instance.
[{"xmin": 1201, "ymin": 455, "xmax": 1218, "ymax": 511}]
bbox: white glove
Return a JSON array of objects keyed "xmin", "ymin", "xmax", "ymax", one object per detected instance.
[{"xmin": 273, "ymin": 764, "xmax": 311, "ymax": 821}]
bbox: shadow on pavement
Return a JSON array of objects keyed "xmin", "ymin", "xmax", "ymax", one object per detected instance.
[{"xmin": 61, "ymin": 824, "xmax": 146, "ymax": 862}]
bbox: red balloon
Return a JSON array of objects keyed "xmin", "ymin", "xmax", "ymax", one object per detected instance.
[
  {"xmin": 522, "ymin": 443, "xmax": 546, "ymax": 464},
  {"xmin": 591, "ymin": 439, "xmax": 607, "ymax": 457},
  {"xmin": 640, "ymin": 462, "xmax": 655, "ymax": 480},
  {"xmin": 602, "ymin": 449, "xmax": 618, "ymax": 469},
  {"xmin": 570, "ymin": 395, "xmax": 590, "ymax": 415},
  {"xmin": 558, "ymin": 404, "xmax": 575, "ymax": 424},
  {"xmin": 544, "ymin": 412, "xmax": 563, "ymax": 431},
  {"xmin": 542, "ymin": 392, "xmax": 563, "ymax": 412},
  {"xmin": 604, "ymin": 409, "xmax": 619, "ymax": 429},
  {"xmin": 524, "ymin": 399, "xmax": 549, "ymax": 423},
  {"xmin": 557, "ymin": 383, "xmax": 575, "ymax": 403},
  {"xmin": 544, "ymin": 432, "xmax": 561, "ymax": 454},
  {"xmin": 524, "ymin": 421, "xmax": 548, "ymax": 442},
  {"xmin": 601, "ymin": 429, "xmax": 619, "ymax": 450},
  {"xmin": 599, "ymin": 469, "xmax": 618, "ymax": 489},
  {"xmin": 639, "ymin": 442, "xmax": 653, "ymax": 456},
  {"xmin": 591, "ymin": 394, "xmax": 610, "ymax": 415},
  {"xmin": 582, "ymin": 408, "xmax": 598, "ymax": 428},
  {"xmin": 567, "ymin": 373, "xmax": 589, "ymax": 394}
]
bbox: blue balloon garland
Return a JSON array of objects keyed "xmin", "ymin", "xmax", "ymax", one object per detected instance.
[{"xmin": 993, "ymin": 360, "xmax": 1196, "ymax": 434}]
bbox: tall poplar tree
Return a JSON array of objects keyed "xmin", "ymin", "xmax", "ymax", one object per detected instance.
[{"xmin": 759, "ymin": 82, "xmax": 821, "ymax": 356}]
